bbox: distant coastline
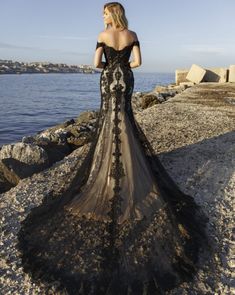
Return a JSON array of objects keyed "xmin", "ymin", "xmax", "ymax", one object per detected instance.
[{"xmin": 0, "ymin": 59, "xmax": 99, "ymax": 74}]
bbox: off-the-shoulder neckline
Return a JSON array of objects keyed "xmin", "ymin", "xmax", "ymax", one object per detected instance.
[{"xmin": 97, "ymin": 40, "xmax": 139, "ymax": 51}]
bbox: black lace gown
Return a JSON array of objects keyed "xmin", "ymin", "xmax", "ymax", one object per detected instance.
[{"xmin": 17, "ymin": 40, "xmax": 207, "ymax": 294}]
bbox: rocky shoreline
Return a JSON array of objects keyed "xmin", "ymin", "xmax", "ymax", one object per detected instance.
[
  {"xmin": 0, "ymin": 83, "xmax": 186, "ymax": 194},
  {"xmin": 0, "ymin": 82, "xmax": 234, "ymax": 294}
]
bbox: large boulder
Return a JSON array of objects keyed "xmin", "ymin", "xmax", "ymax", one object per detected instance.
[
  {"xmin": 35, "ymin": 111, "xmax": 99, "ymax": 149},
  {"xmin": 141, "ymin": 93, "xmax": 162, "ymax": 109},
  {"xmin": 0, "ymin": 142, "xmax": 48, "ymax": 164},
  {"xmin": 0, "ymin": 170, "xmax": 14, "ymax": 194},
  {"xmin": 0, "ymin": 142, "xmax": 49, "ymax": 185}
]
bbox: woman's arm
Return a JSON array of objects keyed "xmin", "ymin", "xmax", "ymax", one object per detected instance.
[
  {"xmin": 129, "ymin": 32, "xmax": 142, "ymax": 69},
  {"xmin": 93, "ymin": 32, "xmax": 106, "ymax": 69},
  {"xmin": 95, "ymin": 60, "xmax": 106, "ymax": 69}
]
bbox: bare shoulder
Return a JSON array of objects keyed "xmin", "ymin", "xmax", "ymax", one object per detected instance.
[
  {"xmin": 97, "ymin": 31, "xmax": 106, "ymax": 42},
  {"xmin": 97, "ymin": 29, "xmax": 138, "ymax": 43},
  {"xmin": 98, "ymin": 30, "xmax": 113, "ymax": 42},
  {"xmin": 127, "ymin": 30, "xmax": 138, "ymax": 41}
]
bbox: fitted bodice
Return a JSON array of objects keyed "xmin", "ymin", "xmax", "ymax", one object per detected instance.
[{"xmin": 96, "ymin": 40, "xmax": 140, "ymax": 66}]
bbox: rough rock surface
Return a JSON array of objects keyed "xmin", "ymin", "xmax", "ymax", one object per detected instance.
[
  {"xmin": 0, "ymin": 82, "xmax": 234, "ymax": 294},
  {"xmin": 0, "ymin": 144, "xmax": 91, "ymax": 294},
  {"xmin": 135, "ymin": 83, "xmax": 187, "ymax": 110},
  {"xmin": 0, "ymin": 111, "xmax": 99, "ymax": 194},
  {"xmin": 135, "ymin": 83, "xmax": 235, "ymax": 295},
  {"xmin": 0, "ymin": 143, "xmax": 49, "ymax": 185}
]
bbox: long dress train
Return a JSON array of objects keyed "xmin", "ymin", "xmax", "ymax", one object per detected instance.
[{"xmin": 17, "ymin": 40, "xmax": 208, "ymax": 294}]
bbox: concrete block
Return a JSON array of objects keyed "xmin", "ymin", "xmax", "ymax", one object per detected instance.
[
  {"xmin": 203, "ymin": 67, "xmax": 228, "ymax": 83},
  {"xmin": 203, "ymin": 70, "xmax": 220, "ymax": 82},
  {"xmin": 175, "ymin": 69, "xmax": 188, "ymax": 85},
  {"xmin": 186, "ymin": 64, "xmax": 206, "ymax": 84},
  {"xmin": 219, "ymin": 68, "xmax": 228, "ymax": 83},
  {"xmin": 229, "ymin": 65, "xmax": 235, "ymax": 82},
  {"xmin": 175, "ymin": 66, "xmax": 228, "ymax": 84}
]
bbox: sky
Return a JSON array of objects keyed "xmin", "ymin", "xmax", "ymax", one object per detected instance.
[{"xmin": 0, "ymin": 0, "xmax": 234, "ymax": 73}]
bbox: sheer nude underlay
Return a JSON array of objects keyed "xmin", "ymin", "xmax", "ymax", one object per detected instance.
[{"xmin": 64, "ymin": 97, "xmax": 164, "ymax": 224}]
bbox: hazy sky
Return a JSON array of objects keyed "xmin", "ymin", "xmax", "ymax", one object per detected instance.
[{"xmin": 0, "ymin": 0, "xmax": 234, "ymax": 73}]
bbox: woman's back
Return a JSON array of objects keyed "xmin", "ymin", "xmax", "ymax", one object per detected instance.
[{"xmin": 100, "ymin": 28, "xmax": 138, "ymax": 50}]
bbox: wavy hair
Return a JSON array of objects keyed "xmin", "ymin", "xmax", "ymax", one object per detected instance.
[{"xmin": 103, "ymin": 2, "xmax": 128, "ymax": 30}]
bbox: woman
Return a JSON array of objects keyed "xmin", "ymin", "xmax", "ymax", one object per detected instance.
[
  {"xmin": 94, "ymin": 3, "xmax": 141, "ymax": 70},
  {"xmin": 17, "ymin": 2, "xmax": 207, "ymax": 294}
]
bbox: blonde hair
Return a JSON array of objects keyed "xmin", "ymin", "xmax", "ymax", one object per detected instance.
[{"xmin": 103, "ymin": 2, "xmax": 128, "ymax": 30}]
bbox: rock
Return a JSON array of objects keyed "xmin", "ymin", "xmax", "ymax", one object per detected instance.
[
  {"xmin": 74, "ymin": 110, "xmax": 99, "ymax": 125},
  {"xmin": 154, "ymin": 85, "xmax": 168, "ymax": 92},
  {"xmin": 131, "ymin": 92, "xmax": 146, "ymax": 110},
  {"xmin": 0, "ymin": 143, "xmax": 49, "ymax": 185},
  {"xmin": 228, "ymin": 65, "xmax": 235, "ymax": 82},
  {"xmin": 154, "ymin": 84, "xmax": 185, "ymax": 93},
  {"xmin": 141, "ymin": 93, "xmax": 160, "ymax": 109},
  {"xmin": 186, "ymin": 64, "xmax": 206, "ymax": 84},
  {"xmin": 0, "ymin": 111, "xmax": 100, "ymax": 193},
  {"xmin": 67, "ymin": 133, "xmax": 92, "ymax": 148},
  {"xmin": 0, "ymin": 142, "xmax": 48, "ymax": 165},
  {"xmin": 35, "ymin": 111, "xmax": 98, "ymax": 145},
  {"xmin": 0, "ymin": 170, "xmax": 14, "ymax": 194},
  {"xmin": 203, "ymin": 69, "xmax": 222, "ymax": 82},
  {"xmin": 0, "ymin": 143, "xmax": 91, "ymax": 294},
  {"xmin": 36, "ymin": 128, "xmax": 68, "ymax": 143},
  {"xmin": 37, "ymin": 141, "xmax": 71, "ymax": 165},
  {"xmin": 34, "ymin": 111, "xmax": 99, "ymax": 153},
  {"xmin": 64, "ymin": 118, "xmax": 75, "ymax": 127},
  {"xmin": 175, "ymin": 69, "xmax": 189, "ymax": 85},
  {"xmin": 22, "ymin": 135, "xmax": 37, "ymax": 144},
  {"xmin": 179, "ymin": 82, "xmax": 195, "ymax": 88},
  {"xmin": 140, "ymin": 84, "xmax": 187, "ymax": 110},
  {"xmin": 176, "ymin": 67, "xmax": 228, "ymax": 85},
  {"xmin": 219, "ymin": 68, "xmax": 228, "ymax": 83}
]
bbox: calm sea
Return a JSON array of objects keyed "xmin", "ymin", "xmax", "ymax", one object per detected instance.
[{"xmin": 0, "ymin": 72, "xmax": 174, "ymax": 146}]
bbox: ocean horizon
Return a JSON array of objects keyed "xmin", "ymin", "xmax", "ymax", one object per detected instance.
[{"xmin": 0, "ymin": 72, "xmax": 174, "ymax": 146}]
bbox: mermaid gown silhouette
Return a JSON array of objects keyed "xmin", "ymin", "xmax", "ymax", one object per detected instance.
[{"xmin": 17, "ymin": 40, "xmax": 207, "ymax": 294}]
